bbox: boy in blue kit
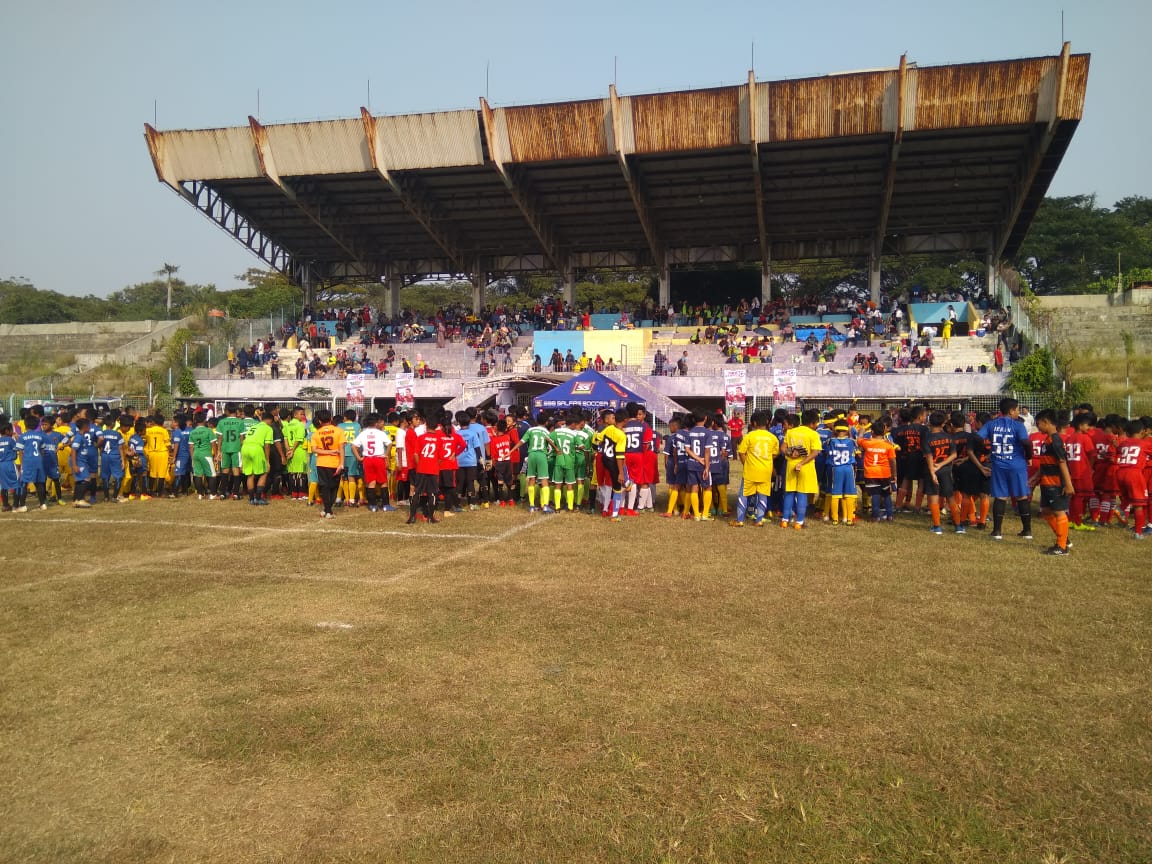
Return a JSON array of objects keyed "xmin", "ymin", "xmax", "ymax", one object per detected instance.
[
  {"xmin": 128, "ymin": 417, "xmax": 150, "ymax": 499},
  {"xmin": 977, "ymin": 397, "xmax": 1034, "ymax": 541},
  {"xmin": 170, "ymin": 413, "xmax": 193, "ymax": 497},
  {"xmin": 825, "ymin": 421, "xmax": 860, "ymax": 525},
  {"xmin": 1, "ymin": 422, "xmax": 22, "ymax": 512},
  {"xmin": 456, "ymin": 411, "xmax": 491, "ymax": 510},
  {"xmin": 69, "ymin": 417, "xmax": 96, "ymax": 508},
  {"xmin": 39, "ymin": 416, "xmax": 65, "ymax": 505},
  {"xmin": 71, "ymin": 411, "xmax": 100, "ymax": 504},
  {"xmin": 96, "ymin": 420, "xmax": 129, "ymax": 503},
  {"xmin": 16, "ymin": 419, "xmax": 50, "ymax": 510}
]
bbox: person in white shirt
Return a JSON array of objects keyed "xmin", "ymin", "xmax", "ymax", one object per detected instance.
[{"xmin": 351, "ymin": 413, "xmax": 394, "ymax": 512}]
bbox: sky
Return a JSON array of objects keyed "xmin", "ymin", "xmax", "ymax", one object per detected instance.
[{"xmin": 1, "ymin": 0, "xmax": 1149, "ymax": 298}]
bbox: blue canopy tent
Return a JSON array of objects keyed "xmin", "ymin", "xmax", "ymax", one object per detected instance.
[{"xmin": 531, "ymin": 369, "xmax": 645, "ymax": 417}]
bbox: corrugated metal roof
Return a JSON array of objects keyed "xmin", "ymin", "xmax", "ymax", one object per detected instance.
[
  {"xmin": 768, "ymin": 71, "xmax": 895, "ymax": 142},
  {"xmin": 164, "ymin": 127, "xmax": 261, "ymax": 181},
  {"xmin": 499, "ymin": 100, "xmax": 612, "ymax": 163},
  {"xmin": 263, "ymin": 119, "xmax": 371, "ymax": 176},
  {"xmin": 628, "ymin": 87, "xmax": 742, "ymax": 153},
  {"xmin": 1062, "ymin": 54, "xmax": 1090, "ymax": 119},
  {"xmin": 373, "ymin": 110, "xmax": 483, "ymax": 170},
  {"xmin": 914, "ymin": 57, "xmax": 1053, "ymax": 130}
]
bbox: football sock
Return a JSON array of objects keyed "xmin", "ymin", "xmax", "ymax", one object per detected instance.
[
  {"xmin": 528, "ymin": 485, "xmax": 537, "ymax": 508},
  {"xmin": 829, "ymin": 496, "xmax": 840, "ymax": 522},
  {"xmin": 155, "ymin": 479, "xmax": 166, "ymax": 497},
  {"xmin": 1133, "ymin": 505, "xmax": 1147, "ymax": 535},
  {"xmin": 0, "ymin": 491, "xmax": 8, "ymax": 508},
  {"xmin": 992, "ymin": 498, "xmax": 1006, "ymax": 534},
  {"xmin": 702, "ymin": 489, "xmax": 713, "ymax": 516},
  {"xmin": 782, "ymin": 491, "xmax": 795, "ymax": 522},
  {"xmin": 715, "ymin": 484, "xmax": 727, "ymax": 514},
  {"xmin": 795, "ymin": 493, "xmax": 809, "ymax": 524},
  {"xmin": 554, "ymin": 487, "xmax": 562, "ymax": 509},
  {"xmin": 626, "ymin": 484, "xmax": 639, "ymax": 511},
  {"xmin": 753, "ymin": 494, "xmax": 767, "ymax": 522},
  {"xmin": 979, "ymin": 497, "xmax": 990, "ymax": 524},
  {"xmin": 666, "ymin": 489, "xmax": 679, "ymax": 515},
  {"xmin": 35, "ymin": 483, "xmax": 47, "ymax": 507},
  {"xmin": 689, "ymin": 493, "xmax": 700, "ymax": 518},
  {"xmin": 929, "ymin": 501, "xmax": 941, "ymax": 527},
  {"xmin": 1099, "ymin": 500, "xmax": 1112, "ymax": 524},
  {"xmin": 409, "ymin": 495, "xmax": 420, "ymax": 521},
  {"xmin": 308, "ymin": 481, "xmax": 318, "ymax": 504},
  {"xmin": 735, "ymin": 493, "xmax": 748, "ymax": 522},
  {"xmin": 844, "ymin": 496, "xmax": 856, "ymax": 523},
  {"xmin": 255, "ymin": 483, "xmax": 266, "ymax": 501},
  {"xmin": 73, "ymin": 480, "xmax": 88, "ymax": 503},
  {"xmin": 1017, "ymin": 500, "xmax": 1032, "ymax": 535},
  {"xmin": 611, "ymin": 491, "xmax": 623, "ymax": 517},
  {"xmin": 1054, "ymin": 512, "xmax": 1069, "ymax": 548},
  {"xmin": 575, "ymin": 480, "xmax": 585, "ymax": 506},
  {"xmin": 566, "ymin": 488, "xmax": 574, "ymax": 511}
]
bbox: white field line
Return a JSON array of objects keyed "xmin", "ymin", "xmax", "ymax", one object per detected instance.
[{"xmin": 20, "ymin": 517, "xmax": 488, "ymax": 541}]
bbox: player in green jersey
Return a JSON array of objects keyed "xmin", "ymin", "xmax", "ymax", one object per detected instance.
[
  {"xmin": 188, "ymin": 411, "xmax": 219, "ymax": 499},
  {"xmin": 280, "ymin": 406, "xmax": 308, "ymax": 500},
  {"xmin": 550, "ymin": 412, "xmax": 580, "ymax": 512},
  {"xmin": 214, "ymin": 404, "xmax": 246, "ymax": 499},
  {"xmin": 519, "ymin": 415, "xmax": 556, "ymax": 513},
  {"xmin": 241, "ymin": 410, "xmax": 275, "ymax": 505}
]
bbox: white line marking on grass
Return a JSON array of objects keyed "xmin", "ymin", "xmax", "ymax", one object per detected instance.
[
  {"xmin": 373, "ymin": 517, "xmax": 549, "ymax": 586},
  {"xmin": 30, "ymin": 517, "xmax": 486, "ymax": 540}
]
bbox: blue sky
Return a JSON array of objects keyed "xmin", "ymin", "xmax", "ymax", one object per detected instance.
[{"xmin": 1, "ymin": 0, "xmax": 1148, "ymax": 297}]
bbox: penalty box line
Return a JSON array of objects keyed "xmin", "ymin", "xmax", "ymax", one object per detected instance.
[{"xmin": 28, "ymin": 516, "xmax": 490, "ymax": 541}]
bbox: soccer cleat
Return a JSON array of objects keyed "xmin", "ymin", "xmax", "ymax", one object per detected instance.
[
  {"xmin": 954, "ymin": 525, "xmax": 967, "ymax": 535},
  {"xmin": 381, "ymin": 505, "xmax": 396, "ymax": 512},
  {"xmin": 930, "ymin": 526, "xmax": 944, "ymax": 535},
  {"xmin": 139, "ymin": 494, "xmax": 152, "ymax": 501},
  {"xmin": 1133, "ymin": 532, "xmax": 1146, "ymax": 541},
  {"xmin": 844, "ymin": 520, "xmax": 855, "ymax": 527},
  {"xmin": 322, "ymin": 512, "xmax": 334, "ymax": 519},
  {"xmin": 793, "ymin": 522, "xmax": 804, "ymax": 530},
  {"xmin": 405, "ymin": 517, "xmax": 417, "ymax": 525},
  {"xmin": 74, "ymin": 500, "xmax": 91, "ymax": 508},
  {"xmin": 1044, "ymin": 545, "xmax": 1070, "ymax": 556},
  {"xmin": 541, "ymin": 507, "xmax": 554, "ymax": 514},
  {"xmin": 753, "ymin": 519, "xmax": 767, "ymax": 528},
  {"xmin": 1071, "ymin": 523, "xmax": 1095, "ymax": 532},
  {"xmin": 116, "ymin": 497, "xmax": 130, "ymax": 504},
  {"xmin": 368, "ymin": 506, "xmax": 378, "ymax": 513},
  {"xmin": 39, "ymin": 504, "xmax": 48, "ymax": 511},
  {"xmin": 469, "ymin": 505, "xmax": 479, "ymax": 511},
  {"xmin": 990, "ymin": 532, "xmax": 1003, "ymax": 541},
  {"xmin": 729, "ymin": 520, "xmax": 745, "ymax": 528},
  {"xmin": 1017, "ymin": 531, "xmax": 1033, "ymax": 540},
  {"xmin": 660, "ymin": 512, "xmax": 675, "ymax": 518},
  {"xmin": 528, "ymin": 507, "xmax": 538, "ymax": 513},
  {"xmin": 14, "ymin": 505, "xmax": 28, "ymax": 513},
  {"xmin": 780, "ymin": 520, "xmax": 790, "ymax": 529},
  {"xmin": 609, "ymin": 515, "xmax": 622, "ymax": 523},
  {"xmin": 830, "ymin": 520, "xmax": 840, "ymax": 526}
]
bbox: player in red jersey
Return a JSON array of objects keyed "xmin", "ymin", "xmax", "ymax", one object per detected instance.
[
  {"xmin": 408, "ymin": 416, "xmax": 441, "ymax": 524},
  {"xmin": 1063, "ymin": 412, "xmax": 1097, "ymax": 530},
  {"xmin": 1115, "ymin": 419, "xmax": 1149, "ymax": 539},
  {"xmin": 622, "ymin": 403, "xmax": 654, "ymax": 515},
  {"xmin": 1088, "ymin": 415, "xmax": 1122, "ymax": 526},
  {"xmin": 436, "ymin": 412, "xmax": 467, "ymax": 516},
  {"xmin": 488, "ymin": 417, "xmax": 516, "ymax": 506}
]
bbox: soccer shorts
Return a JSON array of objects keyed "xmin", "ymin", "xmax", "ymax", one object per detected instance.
[
  {"xmin": 192, "ymin": 455, "xmax": 217, "ymax": 478},
  {"xmin": 525, "ymin": 451, "xmax": 550, "ymax": 480},
  {"xmin": 241, "ymin": 448, "xmax": 269, "ymax": 476},
  {"xmin": 990, "ymin": 465, "xmax": 1029, "ymax": 499},
  {"xmin": 603, "ymin": 457, "xmax": 622, "ymax": 492},
  {"xmin": 174, "ymin": 456, "xmax": 190, "ymax": 476},
  {"xmin": 286, "ymin": 448, "xmax": 308, "ymax": 473},
  {"xmin": 0, "ymin": 465, "xmax": 19, "ymax": 491},
  {"xmin": 220, "ymin": 450, "xmax": 242, "ymax": 471},
  {"xmin": 99, "ymin": 463, "xmax": 124, "ymax": 484},
  {"xmin": 682, "ymin": 463, "xmax": 705, "ymax": 487},
  {"xmin": 22, "ymin": 463, "xmax": 48, "ymax": 485},
  {"xmin": 72, "ymin": 463, "xmax": 92, "ymax": 483},
  {"xmin": 742, "ymin": 478, "xmax": 772, "ymax": 497},
  {"xmin": 44, "ymin": 460, "xmax": 59, "ymax": 480},
  {"xmin": 345, "ymin": 459, "xmax": 364, "ymax": 479},
  {"xmin": 1117, "ymin": 469, "xmax": 1148, "ymax": 506},
  {"xmin": 362, "ymin": 456, "xmax": 388, "ymax": 485},
  {"xmin": 492, "ymin": 461, "xmax": 513, "ymax": 488},
  {"xmin": 146, "ymin": 454, "xmax": 168, "ymax": 479},
  {"xmin": 897, "ymin": 454, "xmax": 925, "ymax": 483},
  {"xmin": 675, "ymin": 464, "xmax": 690, "ymax": 487},
  {"xmin": 413, "ymin": 472, "xmax": 439, "ymax": 497},
  {"xmin": 710, "ymin": 465, "xmax": 730, "ymax": 487},
  {"xmin": 1038, "ymin": 485, "xmax": 1070, "ymax": 512},
  {"xmin": 1093, "ymin": 464, "xmax": 1118, "ymax": 496},
  {"xmin": 551, "ymin": 462, "xmax": 576, "ymax": 484},
  {"xmin": 624, "ymin": 453, "xmax": 646, "ymax": 486},
  {"xmin": 923, "ymin": 466, "xmax": 955, "ymax": 498},
  {"xmin": 830, "ymin": 466, "xmax": 857, "ymax": 496},
  {"xmin": 439, "ymin": 469, "xmax": 457, "ymax": 492},
  {"xmin": 664, "ymin": 458, "xmax": 677, "ymax": 485}
]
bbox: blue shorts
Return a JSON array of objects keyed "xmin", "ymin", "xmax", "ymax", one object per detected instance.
[
  {"xmin": 0, "ymin": 465, "xmax": 19, "ymax": 490},
  {"xmin": 174, "ymin": 456, "xmax": 190, "ymax": 476},
  {"xmin": 683, "ymin": 464, "xmax": 706, "ymax": 487},
  {"xmin": 830, "ymin": 466, "xmax": 857, "ymax": 496},
  {"xmin": 675, "ymin": 464, "xmax": 689, "ymax": 487},
  {"xmin": 990, "ymin": 465, "xmax": 1029, "ymax": 499},
  {"xmin": 44, "ymin": 462, "xmax": 59, "ymax": 480},
  {"xmin": 100, "ymin": 463, "xmax": 125, "ymax": 483},
  {"xmin": 710, "ymin": 466, "xmax": 730, "ymax": 487},
  {"xmin": 21, "ymin": 463, "xmax": 47, "ymax": 485},
  {"xmin": 74, "ymin": 464, "xmax": 92, "ymax": 482}
]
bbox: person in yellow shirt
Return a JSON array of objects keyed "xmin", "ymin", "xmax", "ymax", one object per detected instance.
[
  {"xmin": 144, "ymin": 414, "xmax": 173, "ymax": 497},
  {"xmin": 781, "ymin": 408, "xmax": 823, "ymax": 529},
  {"xmin": 309, "ymin": 409, "xmax": 346, "ymax": 519},
  {"xmin": 54, "ymin": 415, "xmax": 74, "ymax": 495},
  {"xmin": 732, "ymin": 410, "xmax": 780, "ymax": 527}
]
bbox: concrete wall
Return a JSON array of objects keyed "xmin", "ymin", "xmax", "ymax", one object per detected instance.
[{"xmin": 0, "ymin": 319, "xmax": 191, "ymax": 366}]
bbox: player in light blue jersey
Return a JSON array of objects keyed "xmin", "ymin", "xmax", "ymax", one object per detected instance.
[{"xmin": 977, "ymin": 397, "xmax": 1034, "ymax": 541}]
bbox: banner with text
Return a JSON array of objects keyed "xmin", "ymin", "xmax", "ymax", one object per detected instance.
[{"xmin": 772, "ymin": 368, "xmax": 798, "ymax": 409}]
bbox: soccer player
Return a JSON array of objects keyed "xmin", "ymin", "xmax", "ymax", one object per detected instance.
[
  {"xmin": 93, "ymin": 417, "xmax": 127, "ymax": 504},
  {"xmin": 893, "ymin": 405, "xmax": 928, "ymax": 513},
  {"xmin": 309, "ymin": 409, "xmax": 346, "ymax": 519},
  {"xmin": 661, "ymin": 416, "xmax": 683, "ymax": 518},
  {"xmin": 1115, "ymin": 419, "xmax": 1149, "ymax": 539},
  {"xmin": 1064, "ymin": 411, "xmax": 1097, "ymax": 530},
  {"xmin": 977, "ymin": 397, "xmax": 1034, "ymax": 541},
  {"xmin": 622, "ymin": 403, "xmax": 653, "ymax": 516},
  {"xmin": 436, "ymin": 412, "xmax": 466, "ymax": 516},
  {"xmin": 71, "ymin": 410, "xmax": 100, "ymax": 505},
  {"xmin": 170, "ymin": 413, "xmax": 193, "ymax": 497},
  {"xmin": 520, "ymin": 413, "xmax": 555, "ymax": 513},
  {"xmin": 858, "ymin": 420, "xmax": 898, "ymax": 522},
  {"xmin": 16, "ymin": 416, "xmax": 51, "ymax": 510},
  {"xmin": 489, "ymin": 417, "xmax": 516, "ymax": 506},
  {"xmin": 240, "ymin": 409, "xmax": 275, "ymax": 505},
  {"xmin": 1030, "ymin": 409, "xmax": 1075, "ymax": 555},
  {"xmin": 456, "ymin": 411, "xmax": 490, "ymax": 511},
  {"xmin": 69, "ymin": 417, "xmax": 96, "ymax": 508},
  {"xmin": 39, "ymin": 416, "xmax": 65, "ymax": 505},
  {"xmin": 214, "ymin": 404, "xmax": 246, "ymax": 500},
  {"xmin": 352, "ymin": 413, "xmax": 394, "ymax": 512},
  {"xmin": 781, "ymin": 409, "xmax": 823, "ymax": 529},
  {"xmin": 0, "ymin": 422, "xmax": 21, "ymax": 512},
  {"xmin": 732, "ymin": 410, "xmax": 779, "ymax": 527},
  {"xmin": 680, "ymin": 413, "xmax": 711, "ymax": 521},
  {"xmin": 706, "ymin": 414, "xmax": 732, "ymax": 518},
  {"xmin": 144, "ymin": 414, "xmax": 172, "ymax": 498},
  {"xmin": 549, "ymin": 412, "xmax": 580, "ymax": 513},
  {"xmin": 53, "ymin": 413, "xmax": 73, "ymax": 497},
  {"xmin": 188, "ymin": 411, "xmax": 219, "ymax": 499},
  {"xmin": 409, "ymin": 415, "xmax": 442, "ymax": 524},
  {"xmin": 1088, "ymin": 415, "xmax": 1122, "ymax": 527},
  {"xmin": 127, "ymin": 418, "xmax": 149, "ymax": 499},
  {"xmin": 922, "ymin": 410, "xmax": 961, "ymax": 535},
  {"xmin": 825, "ymin": 421, "xmax": 860, "ymax": 526},
  {"xmin": 595, "ymin": 408, "xmax": 629, "ymax": 521},
  {"xmin": 282, "ymin": 407, "xmax": 309, "ymax": 500},
  {"xmin": 338, "ymin": 409, "xmax": 364, "ymax": 507}
]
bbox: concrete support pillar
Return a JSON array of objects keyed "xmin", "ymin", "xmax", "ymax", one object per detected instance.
[
  {"xmin": 868, "ymin": 252, "xmax": 882, "ymax": 306},
  {"xmin": 563, "ymin": 269, "xmax": 576, "ymax": 308},
  {"xmin": 761, "ymin": 253, "xmax": 772, "ymax": 306},
  {"xmin": 387, "ymin": 270, "xmax": 402, "ymax": 319},
  {"xmin": 986, "ymin": 249, "xmax": 996, "ymax": 301},
  {"xmin": 301, "ymin": 270, "xmax": 316, "ymax": 312},
  {"xmin": 471, "ymin": 272, "xmax": 485, "ymax": 314},
  {"xmin": 658, "ymin": 252, "xmax": 671, "ymax": 309}
]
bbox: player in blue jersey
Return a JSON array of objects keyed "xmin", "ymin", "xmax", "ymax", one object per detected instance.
[
  {"xmin": 706, "ymin": 414, "xmax": 732, "ymax": 518},
  {"xmin": 977, "ymin": 397, "xmax": 1035, "ymax": 541},
  {"xmin": 96, "ymin": 420, "xmax": 129, "ymax": 503},
  {"xmin": 170, "ymin": 413, "xmax": 193, "ymax": 497},
  {"xmin": 16, "ymin": 420, "xmax": 50, "ymax": 510},
  {"xmin": 0, "ymin": 422, "xmax": 22, "ymax": 512},
  {"xmin": 69, "ymin": 416, "xmax": 96, "ymax": 508},
  {"xmin": 39, "ymin": 416, "xmax": 66, "ymax": 505},
  {"xmin": 338, "ymin": 409, "xmax": 364, "ymax": 506},
  {"xmin": 127, "ymin": 417, "xmax": 150, "ymax": 499},
  {"xmin": 824, "ymin": 421, "xmax": 860, "ymax": 525},
  {"xmin": 681, "ymin": 413, "xmax": 712, "ymax": 521}
]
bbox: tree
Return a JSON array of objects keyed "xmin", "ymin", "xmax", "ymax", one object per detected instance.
[{"xmin": 156, "ymin": 263, "xmax": 179, "ymax": 317}]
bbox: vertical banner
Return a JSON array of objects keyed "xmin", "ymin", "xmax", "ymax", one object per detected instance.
[
  {"xmin": 345, "ymin": 373, "xmax": 365, "ymax": 408},
  {"xmin": 723, "ymin": 368, "xmax": 747, "ymax": 413},
  {"xmin": 772, "ymin": 368, "xmax": 798, "ymax": 409},
  {"xmin": 394, "ymin": 372, "xmax": 415, "ymax": 410}
]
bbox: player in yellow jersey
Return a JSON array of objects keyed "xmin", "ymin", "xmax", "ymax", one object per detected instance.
[
  {"xmin": 781, "ymin": 408, "xmax": 823, "ymax": 529},
  {"xmin": 594, "ymin": 408, "xmax": 629, "ymax": 521},
  {"xmin": 144, "ymin": 414, "xmax": 173, "ymax": 497},
  {"xmin": 732, "ymin": 410, "xmax": 780, "ymax": 527}
]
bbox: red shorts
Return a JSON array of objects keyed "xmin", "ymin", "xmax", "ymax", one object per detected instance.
[
  {"xmin": 625, "ymin": 453, "xmax": 650, "ymax": 485},
  {"xmin": 1068, "ymin": 471, "xmax": 1094, "ymax": 495},
  {"xmin": 645, "ymin": 452, "xmax": 659, "ymax": 484},
  {"xmin": 1116, "ymin": 469, "xmax": 1148, "ymax": 506},
  {"xmin": 1094, "ymin": 464, "xmax": 1118, "ymax": 495},
  {"xmin": 362, "ymin": 457, "xmax": 388, "ymax": 485}
]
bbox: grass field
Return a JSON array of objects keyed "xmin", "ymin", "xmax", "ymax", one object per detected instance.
[{"xmin": 2, "ymin": 487, "xmax": 1150, "ymax": 863}]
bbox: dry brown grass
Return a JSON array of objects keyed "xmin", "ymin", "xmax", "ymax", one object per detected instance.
[{"xmin": 1, "ymin": 491, "xmax": 1150, "ymax": 863}]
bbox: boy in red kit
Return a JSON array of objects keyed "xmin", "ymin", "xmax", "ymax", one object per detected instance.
[
  {"xmin": 1089, "ymin": 415, "xmax": 1122, "ymax": 526},
  {"xmin": 408, "ymin": 416, "xmax": 441, "ymax": 524},
  {"xmin": 436, "ymin": 412, "xmax": 466, "ymax": 515},
  {"xmin": 1030, "ymin": 410, "xmax": 1075, "ymax": 555},
  {"xmin": 489, "ymin": 418, "xmax": 516, "ymax": 506},
  {"xmin": 1064, "ymin": 412, "xmax": 1097, "ymax": 530},
  {"xmin": 1115, "ymin": 419, "xmax": 1149, "ymax": 539}
]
